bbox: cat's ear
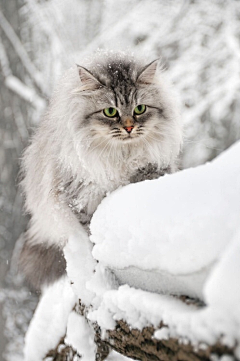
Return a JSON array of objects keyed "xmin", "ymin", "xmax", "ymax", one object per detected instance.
[
  {"xmin": 76, "ymin": 64, "xmax": 102, "ymax": 91},
  {"xmin": 137, "ymin": 59, "xmax": 160, "ymax": 85}
]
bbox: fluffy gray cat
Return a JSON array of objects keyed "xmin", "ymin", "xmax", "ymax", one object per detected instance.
[{"xmin": 19, "ymin": 51, "xmax": 182, "ymax": 290}]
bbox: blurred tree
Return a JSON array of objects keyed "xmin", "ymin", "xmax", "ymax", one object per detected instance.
[
  {"xmin": 0, "ymin": 0, "xmax": 29, "ymax": 355},
  {"xmin": 0, "ymin": 0, "xmax": 46, "ymax": 358},
  {"xmin": 0, "ymin": 0, "xmax": 30, "ymax": 284}
]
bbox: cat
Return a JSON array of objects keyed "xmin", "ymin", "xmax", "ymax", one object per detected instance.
[{"xmin": 19, "ymin": 51, "xmax": 182, "ymax": 290}]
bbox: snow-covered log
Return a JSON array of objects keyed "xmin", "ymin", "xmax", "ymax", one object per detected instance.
[{"xmin": 25, "ymin": 141, "xmax": 240, "ymax": 361}]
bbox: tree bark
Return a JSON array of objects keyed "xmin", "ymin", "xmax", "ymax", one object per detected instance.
[
  {"xmin": 99, "ymin": 321, "xmax": 235, "ymax": 361},
  {"xmin": 45, "ymin": 298, "xmax": 237, "ymax": 361}
]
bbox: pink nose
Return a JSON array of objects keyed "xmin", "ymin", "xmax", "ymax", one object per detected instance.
[{"xmin": 124, "ymin": 126, "xmax": 134, "ymax": 133}]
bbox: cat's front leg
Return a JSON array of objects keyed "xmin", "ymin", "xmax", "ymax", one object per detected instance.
[{"xmin": 130, "ymin": 163, "xmax": 172, "ymax": 184}]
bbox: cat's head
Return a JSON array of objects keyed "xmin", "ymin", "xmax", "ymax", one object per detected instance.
[
  {"xmin": 62, "ymin": 51, "xmax": 182, "ymax": 169},
  {"xmin": 75, "ymin": 54, "xmax": 178, "ymax": 145}
]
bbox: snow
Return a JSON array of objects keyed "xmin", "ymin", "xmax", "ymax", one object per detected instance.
[
  {"xmin": 90, "ymin": 141, "xmax": 240, "ymax": 299},
  {"xmin": 24, "ymin": 277, "xmax": 76, "ymax": 361},
  {"xmin": 88, "ymin": 283, "xmax": 240, "ymax": 349},
  {"xmin": 106, "ymin": 351, "xmax": 136, "ymax": 361},
  {"xmin": 65, "ymin": 311, "xmax": 96, "ymax": 361},
  {"xmin": 204, "ymin": 229, "xmax": 240, "ymax": 318},
  {"xmin": 64, "ymin": 231, "xmax": 97, "ymax": 307}
]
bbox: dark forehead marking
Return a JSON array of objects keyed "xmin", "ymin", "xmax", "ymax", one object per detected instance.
[
  {"xmin": 93, "ymin": 60, "xmax": 138, "ymax": 106},
  {"xmin": 104, "ymin": 60, "xmax": 135, "ymax": 85},
  {"xmin": 111, "ymin": 86, "xmax": 118, "ymax": 107},
  {"xmin": 115, "ymin": 86, "xmax": 135, "ymax": 106}
]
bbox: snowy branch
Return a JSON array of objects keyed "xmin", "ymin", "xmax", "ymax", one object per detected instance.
[
  {"xmin": 0, "ymin": 39, "xmax": 45, "ymax": 110},
  {"xmin": 0, "ymin": 9, "xmax": 49, "ymax": 97},
  {"xmin": 45, "ymin": 301, "xmax": 236, "ymax": 361},
  {"xmin": 0, "ymin": 39, "xmax": 11, "ymax": 77},
  {"xmin": 5, "ymin": 75, "xmax": 46, "ymax": 111}
]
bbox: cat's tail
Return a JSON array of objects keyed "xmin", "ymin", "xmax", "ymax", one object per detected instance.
[{"xmin": 17, "ymin": 231, "xmax": 66, "ymax": 291}]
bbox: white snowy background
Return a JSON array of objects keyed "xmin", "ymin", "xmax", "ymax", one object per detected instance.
[{"xmin": 1, "ymin": 0, "xmax": 240, "ymax": 360}]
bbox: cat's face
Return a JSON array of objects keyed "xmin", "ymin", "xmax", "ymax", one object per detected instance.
[{"xmin": 76, "ymin": 58, "xmax": 169, "ymax": 146}]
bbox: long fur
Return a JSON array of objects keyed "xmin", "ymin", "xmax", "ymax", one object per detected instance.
[{"xmin": 19, "ymin": 51, "xmax": 182, "ymax": 290}]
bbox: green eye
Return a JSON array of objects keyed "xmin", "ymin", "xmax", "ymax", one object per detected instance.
[
  {"xmin": 134, "ymin": 104, "xmax": 146, "ymax": 115},
  {"xmin": 103, "ymin": 107, "xmax": 118, "ymax": 117}
]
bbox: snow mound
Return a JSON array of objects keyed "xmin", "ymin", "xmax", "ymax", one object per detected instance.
[{"xmin": 90, "ymin": 141, "xmax": 240, "ymax": 300}]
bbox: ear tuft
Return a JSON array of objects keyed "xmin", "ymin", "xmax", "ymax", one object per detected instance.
[
  {"xmin": 76, "ymin": 64, "xmax": 102, "ymax": 91},
  {"xmin": 137, "ymin": 59, "xmax": 160, "ymax": 85}
]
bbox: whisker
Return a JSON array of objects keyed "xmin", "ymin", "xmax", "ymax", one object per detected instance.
[
  {"xmin": 106, "ymin": 140, "xmax": 115, "ymax": 166},
  {"xmin": 87, "ymin": 138, "xmax": 109, "ymax": 154},
  {"xmin": 96, "ymin": 138, "xmax": 112, "ymax": 161}
]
